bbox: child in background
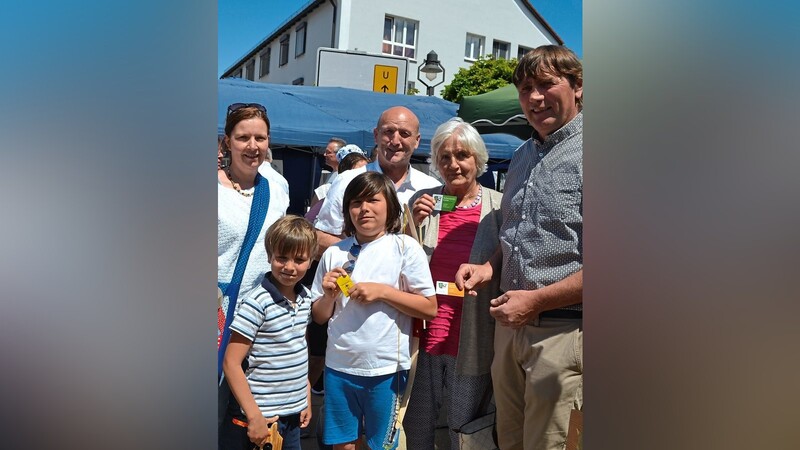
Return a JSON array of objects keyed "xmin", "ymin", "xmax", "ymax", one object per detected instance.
[
  {"xmin": 311, "ymin": 172, "xmax": 437, "ymax": 450},
  {"xmin": 221, "ymin": 215, "xmax": 317, "ymax": 450}
]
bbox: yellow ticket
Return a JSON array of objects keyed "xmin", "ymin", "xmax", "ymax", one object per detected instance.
[
  {"xmin": 337, "ymin": 274, "xmax": 355, "ymax": 297},
  {"xmin": 435, "ymin": 281, "xmax": 464, "ymax": 297}
]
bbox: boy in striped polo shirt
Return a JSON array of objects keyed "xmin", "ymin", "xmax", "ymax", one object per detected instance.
[{"xmin": 221, "ymin": 215, "xmax": 317, "ymax": 450}]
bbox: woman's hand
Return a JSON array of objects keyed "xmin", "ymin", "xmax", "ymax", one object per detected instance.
[
  {"xmin": 247, "ymin": 414, "xmax": 279, "ymax": 447},
  {"xmin": 411, "ymin": 194, "xmax": 436, "ymax": 225}
]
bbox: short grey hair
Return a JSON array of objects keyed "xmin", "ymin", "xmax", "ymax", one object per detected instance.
[{"xmin": 429, "ymin": 117, "xmax": 489, "ymax": 177}]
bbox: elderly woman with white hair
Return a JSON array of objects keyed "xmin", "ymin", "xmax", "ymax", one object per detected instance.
[{"xmin": 405, "ymin": 117, "xmax": 503, "ymax": 449}]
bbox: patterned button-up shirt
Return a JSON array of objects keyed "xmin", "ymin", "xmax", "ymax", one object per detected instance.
[{"xmin": 499, "ymin": 113, "xmax": 582, "ymax": 309}]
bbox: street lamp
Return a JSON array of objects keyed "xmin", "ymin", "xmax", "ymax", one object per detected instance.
[{"xmin": 417, "ymin": 50, "xmax": 445, "ymax": 96}]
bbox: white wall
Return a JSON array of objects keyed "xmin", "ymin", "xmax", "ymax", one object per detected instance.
[
  {"xmin": 229, "ymin": 0, "xmax": 559, "ymax": 96},
  {"xmin": 343, "ymin": 0, "xmax": 558, "ymax": 96}
]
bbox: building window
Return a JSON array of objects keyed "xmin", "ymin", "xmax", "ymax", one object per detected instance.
[
  {"xmin": 295, "ymin": 22, "xmax": 306, "ymax": 57},
  {"xmin": 492, "ymin": 40, "xmax": 510, "ymax": 59},
  {"xmin": 465, "ymin": 33, "xmax": 484, "ymax": 60},
  {"xmin": 260, "ymin": 48, "xmax": 271, "ymax": 77},
  {"xmin": 382, "ymin": 15, "xmax": 417, "ymax": 59},
  {"xmin": 292, "ymin": 77, "xmax": 304, "ymax": 85},
  {"xmin": 245, "ymin": 60, "xmax": 255, "ymax": 81},
  {"xmin": 517, "ymin": 45, "xmax": 532, "ymax": 60},
  {"xmin": 279, "ymin": 35, "xmax": 289, "ymax": 66}
]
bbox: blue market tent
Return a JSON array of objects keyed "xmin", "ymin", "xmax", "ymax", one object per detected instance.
[
  {"xmin": 218, "ymin": 79, "xmax": 522, "ymax": 213},
  {"xmin": 218, "ymin": 78, "xmax": 521, "ymax": 158}
]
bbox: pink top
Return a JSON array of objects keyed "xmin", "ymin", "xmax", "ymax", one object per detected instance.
[{"xmin": 423, "ymin": 202, "xmax": 481, "ymax": 356}]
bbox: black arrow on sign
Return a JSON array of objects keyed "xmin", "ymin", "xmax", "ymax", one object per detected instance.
[{"xmin": 381, "ymin": 85, "xmax": 389, "ymax": 92}]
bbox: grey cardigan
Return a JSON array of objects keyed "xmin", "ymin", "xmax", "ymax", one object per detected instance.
[{"xmin": 409, "ymin": 186, "xmax": 503, "ymax": 376}]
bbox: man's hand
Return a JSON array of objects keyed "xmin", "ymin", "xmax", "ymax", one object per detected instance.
[
  {"xmin": 455, "ymin": 262, "xmax": 493, "ymax": 296},
  {"xmin": 489, "ymin": 291, "xmax": 538, "ymax": 328}
]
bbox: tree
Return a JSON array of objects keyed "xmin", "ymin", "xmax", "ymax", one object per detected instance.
[{"xmin": 441, "ymin": 56, "xmax": 518, "ymax": 103}]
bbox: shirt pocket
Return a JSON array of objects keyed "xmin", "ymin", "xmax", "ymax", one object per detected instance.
[{"xmin": 536, "ymin": 172, "xmax": 582, "ymax": 221}]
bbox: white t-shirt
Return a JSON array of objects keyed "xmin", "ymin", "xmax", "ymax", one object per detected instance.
[
  {"xmin": 314, "ymin": 160, "xmax": 441, "ymax": 236},
  {"xmin": 310, "ymin": 233, "xmax": 436, "ymax": 377}
]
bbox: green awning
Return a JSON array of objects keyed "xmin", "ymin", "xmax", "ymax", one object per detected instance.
[{"xmin": 457, "ymin": 84, "xmax": 533, "ymax": 140}]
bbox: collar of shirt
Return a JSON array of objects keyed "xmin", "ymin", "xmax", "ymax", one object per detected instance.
[
  {"xmin": 532, "ymin": 112, "xmax": 583, "ymax": 153},
  {"xmin": 262, "ymin": 272, "xmax": 308, "ymax": 306},
  {"xmin": 367, "ymin": 160, "xmax": 418, "ymax": 192}
]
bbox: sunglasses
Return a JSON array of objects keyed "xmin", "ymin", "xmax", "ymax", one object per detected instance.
[
  {"xmin": 343, "ymin": 243, "xmax": 362, "ymax": 274},
  {"xmin": 227, "ymin": 102, "xmax": 267, "ymax": 116}
]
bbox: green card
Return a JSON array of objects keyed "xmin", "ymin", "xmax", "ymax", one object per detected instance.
[{"xmin": 433, "ymin": 194, "xmax": 457, "ymax": 211}]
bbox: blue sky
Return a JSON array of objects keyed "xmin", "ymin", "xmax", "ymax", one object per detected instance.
[{"xmin": 218, "ymin": 0, "xmax": 582, "ymax": 77}]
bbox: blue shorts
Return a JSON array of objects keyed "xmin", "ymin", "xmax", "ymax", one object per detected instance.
[{"xmin": 322, "ymin": 368, "xmax": 408, "ymax": 449}]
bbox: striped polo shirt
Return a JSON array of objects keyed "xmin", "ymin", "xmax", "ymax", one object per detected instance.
[{"xmin": 229, "ymin": 273, "xmax": 313, "ymax": 417}]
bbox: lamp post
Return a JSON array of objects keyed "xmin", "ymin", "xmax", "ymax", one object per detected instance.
[{"xmin": 417, "ymin": 50, "xmax": 445, "ymax": 96}]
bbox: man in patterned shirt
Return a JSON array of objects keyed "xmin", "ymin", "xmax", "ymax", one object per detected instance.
[{"xmin": 456, "ymin": 45, "xmax": 583, "ymax": 450}]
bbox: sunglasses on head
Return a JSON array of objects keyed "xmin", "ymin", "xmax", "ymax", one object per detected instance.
[{"xmin": 227, "ymin": 102, "xmax": 267, "ymax": 116}]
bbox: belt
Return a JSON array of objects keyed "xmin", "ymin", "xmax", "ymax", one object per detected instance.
[
  {"xmin": 528, "ymin": 308, "xmax": 582, "ymax": 327},
  {"xmin": 539, "ymin": 308, "xmax": 582, "ymax": 320}
]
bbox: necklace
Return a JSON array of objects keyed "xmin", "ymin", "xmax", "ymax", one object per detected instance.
[
  {"xmin": 444, "ymin": 185, "xmax": 482, "ymax": 209},
  {"xmin": 225, "ymin": 168, "xmax": 254, "ymax": 197}
]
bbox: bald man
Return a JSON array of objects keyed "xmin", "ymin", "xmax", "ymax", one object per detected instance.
[{"xmin": 313, "ymin": 106, "xmax": 441, "ymax": 255}]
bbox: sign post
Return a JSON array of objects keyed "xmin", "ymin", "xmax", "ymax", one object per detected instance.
[
  {"xmin": 373, "ymin": 65, "xmax": 399, "ymax": 93},
  {"xmin": 317, "ymin": 48, "xmax": 408, "ymax": 94}
]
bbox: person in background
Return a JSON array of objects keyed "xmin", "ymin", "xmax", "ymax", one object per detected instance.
[
  {"xmin": 222, "ymin": 216, "xmax": 317, "ymax": 450},
  {"xmin": 218, "ymin": 102, "xmax": 290, "ymax": 440},
  {"xmin": 324, "ymin": 137, "xmax": 346, "ymax": 179},
  {"xmin": 405, "ymin": 117, "xmax": 503, "ymax": 449},
  {"xmin": 310, "ymin": 138, "xmax": 348, "ymax": 209},
  {"xmin": 311, "ymin": 172, "xmax": 437, "ymax": 450},
  {"xmin": 338, "ymin": 150, "xmax": 369, "ymax": 173},
  {"xmin": 314, "ymin": 106, "xmax": 441, "ymax": 257},
  {"xmin": 455, "ymin": 45, "xmax": 583, "ymax": 450}
]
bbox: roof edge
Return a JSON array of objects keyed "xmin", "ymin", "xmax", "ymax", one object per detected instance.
[
  {"xmin": 221, "ymin": 0, "xmax": 328, "ymax": 78},
  {"xmin": 521, "ymin": 0, "xmax": 564, "ymax": 46}
]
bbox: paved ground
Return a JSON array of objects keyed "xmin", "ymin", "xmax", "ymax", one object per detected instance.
[{"xmin": 300, "ymin": 391, "xmax": 451, "ymax": 450}]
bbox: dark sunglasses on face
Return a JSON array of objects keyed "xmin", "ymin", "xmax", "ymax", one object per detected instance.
[{"xmin": 227, "ymin": 102, "xmax": 268, "ymax": 116}]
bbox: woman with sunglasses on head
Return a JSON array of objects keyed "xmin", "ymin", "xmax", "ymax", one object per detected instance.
[
  {"xmin": 218, "ymin": 103, "xmax": 290, "ymax": 448},
  {"xmin": 310, "ymin": 172, "xmax": 437, "ymax": 450},
  {"xmin": 404, "ymin": 117, "xmax": 503, "ymax": 450}
]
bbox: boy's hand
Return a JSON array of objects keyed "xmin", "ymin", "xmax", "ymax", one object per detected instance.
[
  {"xmin": 300, "ymin": 404, "xmax": 312, "ymax": 428},
  {"xmin": 322, "ymin": 267, "xmax": 348, "ymax": 298},
  {"xmin": 247, "ymin": 414, "xmax": 279, "ymax": 447},
  {"xmin": 348, "ymin": 282, "xmax": 386, "ymax": 304}
]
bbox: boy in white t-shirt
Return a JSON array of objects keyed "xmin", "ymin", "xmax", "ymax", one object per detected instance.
[{"xmin": 311, "ymin": 172, "xmax": 437, "ymax": 450}]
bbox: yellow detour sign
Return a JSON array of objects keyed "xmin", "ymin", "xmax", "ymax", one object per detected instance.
[{"xmin": 373, "ymin": 65, "xmax": 398, "ymax": 93}]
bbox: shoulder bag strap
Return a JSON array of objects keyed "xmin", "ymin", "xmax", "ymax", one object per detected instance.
[{"xmin": 218, "ymin": 174, "xmax": 271, "ymax": 379}]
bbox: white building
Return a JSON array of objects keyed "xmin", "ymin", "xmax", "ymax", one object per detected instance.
[{"xmin": 220, "ymin": 0, "xmax": 562, "ymax": 97}]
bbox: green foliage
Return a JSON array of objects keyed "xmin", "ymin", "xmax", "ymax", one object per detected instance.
[
  {"xmin": 406, "ymin": 86, "xmax": 420, "ymax": 95},
  {"xmin": 442, "ymin": 55, "xmax": 518, "ymax": 103}
]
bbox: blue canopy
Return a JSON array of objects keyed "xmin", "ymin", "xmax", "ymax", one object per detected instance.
[{"xmin": 218, "ymin": 79, "xmax": 521, "ymax": 159}]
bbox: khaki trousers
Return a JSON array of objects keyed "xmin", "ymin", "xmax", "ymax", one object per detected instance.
[{"xmin": 491, "ymin": 318, "xmax": 583, "ymax": 450}]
